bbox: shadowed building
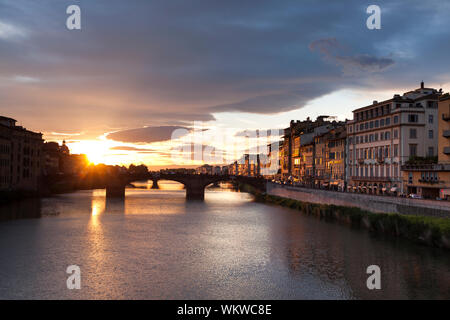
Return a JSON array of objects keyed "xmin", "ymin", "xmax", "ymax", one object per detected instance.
[{"xmin": 0, "ymin": 116, "xmax": 43, "ymax": 192}]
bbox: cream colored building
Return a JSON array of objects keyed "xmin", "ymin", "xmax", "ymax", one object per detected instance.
[
  {"xmin": 402, "ymin": 93, "xmax": 450, "ymax": 199},
  {"xmin": 438, "ymin": 93, "xmax": 450, "ymax": 164},
  {"xmin": 347, "ymin": 82, "xmax": 440, "ymax": 195}
]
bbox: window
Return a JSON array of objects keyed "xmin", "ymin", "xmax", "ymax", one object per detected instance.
[
  {"xmin": 408, "ymin": 114, "xmax": 419, "ymax": 123},
  {"xmin": 375, "ymin": 120, "xmax": 379, "ymax": 128},
  {"xmin": 370, "ymin": 121, "xmax": 374, "ymax": 129},
  {"xmin": 410, "ymin": 128, "xmax": 417, "ymax": 139},
  {"xmin": 380, "ymin": 119, "xmax": 385, "ymax": 126},
  {"xmin": 394, "ymin": 115, "xmax": 399, "ymax": 124},
  {"xmin": 408, "ymin": 172, "xmax": 413, "ymax": 184},
  {"xmin": 386, "ymin": 117, "xmax": 391, "ymax": 125},
  {"xmin": 428, "ymin": 147, "xmax": 434, "ymax": 157},
  {"xmin": 428, "ymin": 130, "xmax": 433, "ymax": 139},
  {"xmin": 394, "ymin": 130, "xmax": 398, "ymax": 139},
  {"xmin": 429, "ymin": 114, "xmax": 433, "ymax": 124},
  {"xmin": 365, "ymin": 122, "xmax": 368, "ymax": 130},
  {"xmin": 394, "ymin": 144, "xmax": 398, "ymax": 157},
  {"xmin": 409, "ymin": 144, "xmax": 417, "ymax": 157},
  {"xmin": 385, "ymin": 131, "xmax": 390, "ymax": 140}
]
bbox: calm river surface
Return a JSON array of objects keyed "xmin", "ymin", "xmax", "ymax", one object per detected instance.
[{"xmin": 0, "ymin": 181, "xmax": 449, "ymax": 299}]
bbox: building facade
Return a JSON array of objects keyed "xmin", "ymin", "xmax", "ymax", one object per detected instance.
[
  {"xmin": 402, "ymin": 92, "xmax": 450, "ymax": 199},
  {"xmin": 347, "ymin": 82, "xmax": 440, "ymax": 195},
  {"xmin": 326, "ymin": 126, "xmax": 347, "ymax": 191},
  {"xmin": 0, "ymin": 116, "xmax": 44, "ymax": 192}
]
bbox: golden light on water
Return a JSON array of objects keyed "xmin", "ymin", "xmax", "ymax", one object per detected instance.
[{"xmin": 91, "ymin": 190, "xmax": 106, "ymax": 216}]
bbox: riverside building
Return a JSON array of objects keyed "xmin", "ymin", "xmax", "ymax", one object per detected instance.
[
  {"xmin": 401, "ymin": 92, "xmax": 450, "ymax": 199},
  {"xmin": 0, "ymin": 116, "xmax": 43, "ymax": 192},
  {"xmin": 347, "ymin": 82, "xmax": 441, "ymax": 195}
]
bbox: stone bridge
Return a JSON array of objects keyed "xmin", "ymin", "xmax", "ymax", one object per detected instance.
[{"xmin": 105, "ymin": 173, "xmax": 266, "ymax": 200}]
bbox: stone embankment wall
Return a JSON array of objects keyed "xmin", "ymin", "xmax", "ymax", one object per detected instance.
[{"xmin": 267, "ymin": 183, "xmax": 450, "ymax": 218}]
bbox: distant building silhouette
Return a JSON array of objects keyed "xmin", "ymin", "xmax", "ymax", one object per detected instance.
[{"xmin": 43, "ymin": 140, "xmax": 88, "ymax": 176}]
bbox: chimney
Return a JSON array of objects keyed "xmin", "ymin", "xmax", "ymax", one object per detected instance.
[
  {"xmin": 373, "ymin": 100, "xmax": 378, "ymax": 104},
  {"xmin": 421, "ymin": 81, "xmax": 424, "ymax": 89}
]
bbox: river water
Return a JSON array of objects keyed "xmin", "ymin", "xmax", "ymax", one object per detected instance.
[{"xmin": 0, "ymin": 181, "xmax": 449, "ymax": 299}]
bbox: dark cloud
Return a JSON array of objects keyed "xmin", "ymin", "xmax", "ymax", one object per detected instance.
[
  {"xmin": 0, "ymin": 0, "xmax": 449, "ymax": 136},
  {"xmin": 211, "ymin": 93, "xmax": 310, "ymax": 114},
  {"xmin": 107, "ymin": 126, "xmax": 189, "ymax": 143},
  {"xmin": 309, "ymin": 38, "xmax": 395, "ymax": 73}
]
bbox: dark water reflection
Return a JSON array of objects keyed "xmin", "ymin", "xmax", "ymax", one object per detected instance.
[
  {"xmin": 0, "ymin": 198, "xmax": 42, "ymax": 221},
  {"xmin": 0, "ymin": 183, "xmax": 449, "ymax": 299}
]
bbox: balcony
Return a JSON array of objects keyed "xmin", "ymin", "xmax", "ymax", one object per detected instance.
[
  {"xmin": 351, "ymin": 176, "xmax": 391, "ymax": 182},
  {"xmin": 443, "ymin": 114, "xmax": 450, "ymax": 121},
  {"xmin": 443, "ymin": 130, "xmax": 450, "ymax": 138},
  {"xmin": 402, "ymin": 163, "xmax": 450, "ymax": 171},
  {"xmin": 418, "ymin": 179, "xmax": 441, "ymax": 184}
]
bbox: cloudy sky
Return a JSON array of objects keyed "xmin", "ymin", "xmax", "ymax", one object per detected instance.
[{"xmin": 1, "ymin": 0, "xmax": 449, "ymax": 168}]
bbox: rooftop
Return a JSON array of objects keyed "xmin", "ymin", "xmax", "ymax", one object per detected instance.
[{"xmin": 352, "ymin": 82, "xmax": 440, "ymax": 113}]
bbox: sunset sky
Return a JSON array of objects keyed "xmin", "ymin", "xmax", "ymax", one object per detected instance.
[{"xmin": 1, "ymin": 0, "xmax": 450, "ymax": 168}]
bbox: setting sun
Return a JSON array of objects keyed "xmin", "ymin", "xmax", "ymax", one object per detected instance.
[{"xmin": 67, "ymin": 139, "xmax": 115, "ymax": 165}]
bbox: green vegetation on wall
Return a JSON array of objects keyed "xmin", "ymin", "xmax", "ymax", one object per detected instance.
[{"xmin": 255, "ymin": 193, "xmax": 450, "ymax": 250}]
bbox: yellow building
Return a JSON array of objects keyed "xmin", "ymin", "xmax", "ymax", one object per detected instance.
[
  {"xmin": 326, "ymin": 126, "xmax": 347, "ymax": 191},
  {"xmin": 313, "ymin": 133, "xmax": 328, "ymax": 188},
  {"xmin": 292, "ymin": 135, "xmax": 301, "ymax": 181},
  {"xmin": 299, "ymin": 135, "xmax": 314, "ymax": 187},
  {"xmin": 402, "ymin": 93, "xmax": 450, "ymax": 199}
]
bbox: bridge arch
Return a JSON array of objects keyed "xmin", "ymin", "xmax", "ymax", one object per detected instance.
[{"xmin": 106, "ymin": 174, "xmax": 266, "ymax": 200}]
